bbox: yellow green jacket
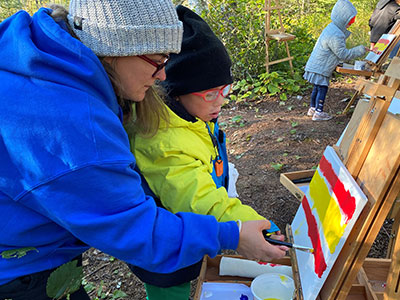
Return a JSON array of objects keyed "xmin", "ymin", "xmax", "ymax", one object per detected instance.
[{"xmin": 131, "ymin": 104, "xmax": 264, "ymax": 222}]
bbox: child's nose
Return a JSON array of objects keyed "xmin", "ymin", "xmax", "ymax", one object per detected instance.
[{"xmin": 215, "ymin": 94, "xmax": 226, "ymax": 106}]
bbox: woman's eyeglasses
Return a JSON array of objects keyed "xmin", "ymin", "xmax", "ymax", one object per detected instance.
[
  {"xmin": 192, "ymin": 84, "xmax": 232, "ymax": 102},
  {"xmin": 137, "ymin": 54, "xmax": 169, "ymax": 77}
]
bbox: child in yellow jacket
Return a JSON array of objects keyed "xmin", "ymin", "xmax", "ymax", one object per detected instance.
[{"xmin": 128, "ymin": 5, "xmax": 286, "ymax": 300}]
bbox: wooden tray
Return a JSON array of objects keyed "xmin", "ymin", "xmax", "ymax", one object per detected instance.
[
  {"xmin": 279, "ymin": 169, "xmax": 315, "ymax": 201},
  {"xmin": 193, "ymin": 255, "xmax": 391, "ymax": 300},
  {"xmin": 193, "ymin": 255, "xmax": 291, "ymax": 300},
  {"xmin": 336, "ymin": 66, "xmax": 373, "ymax": 77}
]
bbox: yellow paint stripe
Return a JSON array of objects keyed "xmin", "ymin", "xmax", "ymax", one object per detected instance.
[{"xmin": 309, "ymin": 170, "xmax": 346, "ymax": 253}]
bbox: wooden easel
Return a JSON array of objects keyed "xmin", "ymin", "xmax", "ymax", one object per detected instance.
[
  {"xmin": 193, "ymin": 62, "xmax": 400, "ymax": 299},
  {"xmin": 279, "ymin": 56, "xmax": 400, "ymax": 299},
  {"xmin": 342, "ymin": 20, "xmax": 400, "ymax": 114},
  {"xmin": 264, "ymin": 0, "xmax": 295, "ymax": 73},
  {"xmin": 367, "ymin": 20, "xmax": 400, "ymax": 74},
  {"xmin": 285, "ymin": 58, "xmax": 400, "ymax": 299},
  {"xmin": 319, "ymin": 83, "xmax": 400, "ymax": 300}
]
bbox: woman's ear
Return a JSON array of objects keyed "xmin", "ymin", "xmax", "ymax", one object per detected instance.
[{"xmin": 103, "ymin": 57, "xmax": 113, "ymax": 64}]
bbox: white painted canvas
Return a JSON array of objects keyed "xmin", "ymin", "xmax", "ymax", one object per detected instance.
[
  {"xmin": 291, "ymin": 146, "xmax": 368, "ymax": 299},
  {"xmin": 388, "ymin": 97, "xmax": 400, "ymax": 115},
  {"xmin": 365, "ymin": 34, "xmax": 396, "ymax": 63}
]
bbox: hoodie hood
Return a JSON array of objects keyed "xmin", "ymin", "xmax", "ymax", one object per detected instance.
[
  {"xmin": 0, "ymin": 8, "xmax": 119, "ymax": 115},
  {"xmin": 0, "ymin": 8, "xmax": 127, "ymax": 197},
  {"xmin": 330, "ymin": 0, "xmax": 357, "ymax": 31}
]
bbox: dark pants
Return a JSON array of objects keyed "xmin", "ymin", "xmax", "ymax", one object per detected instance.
[
  {"xmin": 127, "ymin": 260, "xmax": 202, "ymax": 288},
  {"xmin": 0, "ymin": 257, "xmax": 89, "ymax": 300},
  {"xmin": 310, "ymin": 84, "xmax": 328, "ymax": 112}
]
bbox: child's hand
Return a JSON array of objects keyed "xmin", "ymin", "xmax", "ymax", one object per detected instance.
[{"xmin": 236, "ymin": 220, "xmax": 288, "ymax": 261}]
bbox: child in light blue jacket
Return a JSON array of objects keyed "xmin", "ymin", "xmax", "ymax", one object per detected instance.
[{"xmin": 304, "ymin": 0, "xmax": 367, "ymax": 121}]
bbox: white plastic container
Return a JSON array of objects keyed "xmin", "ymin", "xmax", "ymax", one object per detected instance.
[
  {"xmin": 219, "ymin": 256, "xmax": 293, "ymax": 279},
  {"xmin": 354, "ymin": 60, "xmax": 366, "ymax": 70},
  {"xmin": 200, "ymin": 282, "xmax": 253, "ymax": 300},
  {"xmin": 251, "ymin": 273, "xmax": 295, "ymax": 300}
]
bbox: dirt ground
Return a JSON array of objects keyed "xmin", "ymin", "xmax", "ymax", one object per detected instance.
[{"xmin": 82, "ymin": 76, "xmax": 392, "ymax": 299}]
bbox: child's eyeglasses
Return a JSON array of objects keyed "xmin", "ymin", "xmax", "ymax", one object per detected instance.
[
  {"xmin": 192, "ymin": 84, "xmax": 232, "ymax": 102},
  {"xmin": 137, "ymin": 54, "xmax": 169, "ymax": 77}
]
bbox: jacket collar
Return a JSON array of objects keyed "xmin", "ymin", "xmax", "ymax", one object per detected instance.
[{"xmin": 165, "ymin": 95, "xmax": 197, "ymax": 123}]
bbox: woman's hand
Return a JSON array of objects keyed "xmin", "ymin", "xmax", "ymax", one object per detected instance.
[{"xmin": 236, "ymin": 220, "xmax": 289, "ymax": 261}]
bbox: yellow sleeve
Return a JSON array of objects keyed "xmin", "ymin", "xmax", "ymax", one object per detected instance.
[{"xmin": 134, "ymin": 144, "xmax": 264, "ymax": 223}]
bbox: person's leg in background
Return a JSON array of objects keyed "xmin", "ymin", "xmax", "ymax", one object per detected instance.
[
  {"xmin": 145, "ymin": 282, "xmax": 191, "ymax": 300},
  {"xmin": 315, "ymin": 84, "xmax": 328, "ymax": 112},
  {"xmin": 389, "ymin": 41, "xmax": 400, "ymax": 59},
  {"xmin": 128, "ymin": 258, "xmax": 201, "ymax": 300},
  {"xmin": 307, "ymin": 84, "xmax": 318, "ymax": 117},
  {"xmin": 313, "ymin": 85, "xmax": 332, "ymax": 121}
]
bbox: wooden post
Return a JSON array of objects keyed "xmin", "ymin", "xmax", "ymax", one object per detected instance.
[
  {"xmin": 384, "ymin": 205, "xmax": 400, "ymax": 299},
  {"xmin": 286, "ymin": 224, "xmax": 303, "ymax": 300}
]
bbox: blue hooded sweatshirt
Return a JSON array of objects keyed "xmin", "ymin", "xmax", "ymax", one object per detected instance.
[{"xmin": 0, "ymin": 8, "xmax": 238, "ymax": 285}]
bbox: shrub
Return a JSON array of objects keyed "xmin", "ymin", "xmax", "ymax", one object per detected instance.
[
  {"xmin": 0, "ymin": 0, "xmax": 69, "ymax": 22},
  {"xmin": 193, "ymin": 0, "xmax": 372, "ymax": 103}
]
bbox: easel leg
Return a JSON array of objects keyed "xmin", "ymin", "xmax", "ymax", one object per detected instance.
[
  {"xmin": 342, "ymin": 90, "xmax": 360, "ymax": 115},
  {"xmin": 384, "ymin": 203, "xmax": 400, "ymax": 299},
  {"xmin": 286, "ymin": 224, "xmax": 303, "ymax": 300},
  {"xmin": 387, "ymin": 195, "xmax": 400, "ymax": 258},
  {"xmin": 266, "ymin": 39, "xmax": 270, "ymax": 73},
  {"xmin": 284, "ymin": 41, "xmax": 293, "ymax": 73}
]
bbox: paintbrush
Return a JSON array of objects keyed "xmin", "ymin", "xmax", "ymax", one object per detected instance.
[{"xmin": 263, "ymin": 236, "xmax": 314, "ymax": 253}]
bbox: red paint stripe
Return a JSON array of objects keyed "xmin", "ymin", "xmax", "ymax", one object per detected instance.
[
  {"xmin": 302, "ymin": 196, "xmax": 327, "ymax": 278},
  {"xmin": 319, "ymin": 155, "xmax": 356, "ymax": 223},
  {"xmin": 269, "ymin": 264, "xmax": 279, "ymax": 267},
  {"xmin": 257, "ymin": 262, "xmax": 279, "ymax": 267}
]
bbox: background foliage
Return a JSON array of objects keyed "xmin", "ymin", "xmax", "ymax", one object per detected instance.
[
  {"xmin": 176, "ymin": 0, "xmax": 377, "ymax": 102},
  {"xmin": 1, "ymin": 0, "xmax": 378, "ymax": 102},
  {"xmin": 0, "ymin": 0, "xmax": 68, "ymax": 20}
]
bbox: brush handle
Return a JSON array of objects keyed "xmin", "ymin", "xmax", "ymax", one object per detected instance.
[{"xmin": 263, "ymin": 236, "xmax": 292, "ymax": 248}]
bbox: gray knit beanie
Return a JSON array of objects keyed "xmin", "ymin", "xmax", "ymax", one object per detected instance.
[{"xmin": 67, "ymin": 0, "xmax": 183, "ymax": 56}]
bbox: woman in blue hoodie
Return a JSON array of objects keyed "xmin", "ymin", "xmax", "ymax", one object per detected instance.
[{"xmin": 0, "ymin": 0, "xmax": 287, "ymax": 299}]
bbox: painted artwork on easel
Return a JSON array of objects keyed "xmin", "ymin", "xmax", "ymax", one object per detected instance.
[
  {"xmin": 365, "ymin": 34, "xmax": 396, "ymax": 63},
  {"xmin": 389, "ymin": 97, "xmax": 400, "ymax": 115},
  {"xmin": 291, "ymin": 146, "xmax": 368, "ymax": 299}
]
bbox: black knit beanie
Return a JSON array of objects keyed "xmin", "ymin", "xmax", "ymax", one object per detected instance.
[{"xmin": 162, "ymin": 5, "xmax": 233, "ymax": 97}]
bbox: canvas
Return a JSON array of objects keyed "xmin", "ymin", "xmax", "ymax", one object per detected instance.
[
  {"xmin": 365, "ymin": 34, "xmax": 396, "ymax": 63},
  {"xmin": 388, "ymin": 97, "xmax": 400, "ymax": 115},
  {"xmin": 291, "ymin": 146, "xmax": 368, "ymax": 299}
]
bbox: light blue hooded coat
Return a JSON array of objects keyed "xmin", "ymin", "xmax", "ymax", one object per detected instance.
[{"xmin": 304, "ymin": 0, "xmax": 366, "ymax": 78}]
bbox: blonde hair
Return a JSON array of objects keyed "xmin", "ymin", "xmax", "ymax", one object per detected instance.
[
  {"xmin": 50, "ymin": 4, "xmax": 168, "ymax": 133},
  {"xmin": 130, "ymin": 86, "xmax": 169, "ymax": 137}
]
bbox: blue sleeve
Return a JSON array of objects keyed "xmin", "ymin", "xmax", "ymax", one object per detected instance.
[
  {"xmin": 329, "ymin": 35, "xmax": 366, "ymax": 61},
  {"xmin": 19, "ymin": 162, "xmax": 239, "ymax": 273}
]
